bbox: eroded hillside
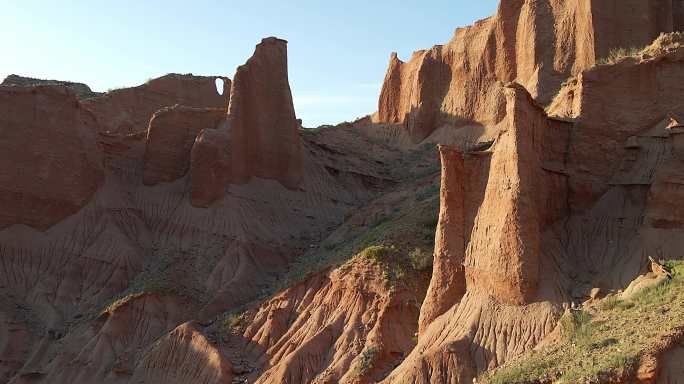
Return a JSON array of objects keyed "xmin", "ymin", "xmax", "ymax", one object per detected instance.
[{"xmin": 2, "ymin": 1, "xmax": 684, "ymax": 384}]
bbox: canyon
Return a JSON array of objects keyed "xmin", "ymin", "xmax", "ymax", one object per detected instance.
[{"xmin": 2, "ymin": 1, "xmax": 684, "ymax": 383}]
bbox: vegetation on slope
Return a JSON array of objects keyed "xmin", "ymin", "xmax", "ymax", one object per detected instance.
[
  {"xmin": 595, "ymin": 46, "xmax": 645, "ymax": 65},
  {"xmin": 276, "ymin": 143, "xmax": 440, "ymax": 291},
  {"xmin": 481, "ymin": 261, "xmax": 684, "ymax": 384}
]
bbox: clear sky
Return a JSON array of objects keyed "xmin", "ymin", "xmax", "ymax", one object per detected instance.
[{"xmin": 2, "ymin": 1, "xmax": 498, "ymax": 127}]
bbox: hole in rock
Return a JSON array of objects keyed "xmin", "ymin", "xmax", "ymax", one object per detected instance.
[{"xmin": 215, "ymin": 78, "xmax": 224, "ymax": 95}]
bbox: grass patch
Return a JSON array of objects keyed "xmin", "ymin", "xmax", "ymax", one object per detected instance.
[
  {"xmin": 84, "ymin": 247, "xmax": 207, "ymax": 322},
  {"xmin": 596, "ymin": 46, "xmax": 645, "ymax": 65},
  {"xmin": 415, "ymin": 183, "xmax": 440, "ymax": 202},
  {"xmin": 481, "ymin": 260, "xmax": 684, "ymax": 383},
  {"xmin": 409, "ymin": 247, "xmax": 433, "ymax": 271},
  {"xmin": 560, "ymin": 309, "xmax": 593, "ymax": 347},
  {"xmin": 276, "ymin": 192, "xmax": 439, "ymax": 292},
  {"xmin": 357, "ymin": 245, "xmax": 407, "ymax": 288},
  {"xmin": 354, "ymin": 345, "xmax": 380, "ymax": 376},
  {"xmin": 420, "ymin": 217, "xmax": 438, "ymax": 244},
  {"xmin": 216, "ymin": 308, "xmax": 247, "ymax": 339},
  {"xmin": 483, "ymin": 351, "xmax": 557, "ymax": 384}
]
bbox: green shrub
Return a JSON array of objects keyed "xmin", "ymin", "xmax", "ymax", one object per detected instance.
[
  {"xmin": 409, "ymin": 248, "xmax": 433, "ymax": 271},
  {"xmin": 421, "ymin": 218, "xmax": 438, "ymax": 244},
  {"xmin": 355, "ymin": 345, "xmax": 380, "ymax": 376},
  {"xmin": 415, "ymin": 183, "xmax": 440, "ymax": 201},
  {"xmin": 359, "ymin": 245, "xmax": 392, "ymax": 262}
]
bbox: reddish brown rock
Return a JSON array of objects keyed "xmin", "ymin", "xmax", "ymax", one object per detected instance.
[
  {"xmin": 189, "ymin": 128, "xmax": 232, "ymax": 207},
  {"xmin": 131, "ymin": 321, "xmax": 233, "ymax": 384},
  {"xmin": 142, "ymin": 105, "xmax": 226, "ymax": 186},
  {"xmin": 0, "ymin": 85, "xmax": 104, "ymax": 231},
  {"xmin": 463, "ymin": 84, "xmax": 568, "ymax": 305},
  {"xmin": 548, "ymin": 32, "xmax": 684, "ymax": 209},
  {"xmin": 190, "ymin": 37, "xmax": 303, "ymax": 206},
  {"xmin": 374, "ymin": 0, "xmax": 682, "ymax": 142},
  {"xmin": 243, "ymin": 254, "xmax": 422, "ymax": 384},
  {"xmin": 226, "ymin": 36, "xmax": 303, "ymax": 188},
  {"xmin": 1, "ymin": 74, "xmax": 101, "ymax": 98},
  {"xmin": 82, "ymin": 73, "xmax": 230, "ymax": 134},
  {"xmin": 418, "ymin": 145, "xmax": 466, "ymax": 333},
  {"xmin": 0, "ymin": 35, "xmax": 406, "ymax": 384},
  {"xmin": 6, "ymin": 4, "xmax": 684, "ymax": 384},
  {"xmin": 381, "ymin": 84, "xmax": 573, "ymax": 383}
]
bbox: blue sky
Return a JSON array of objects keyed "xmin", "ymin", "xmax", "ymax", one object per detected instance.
[{"xmin": 2, "ymin": 1, "xmax": 498, "ymax": 127}]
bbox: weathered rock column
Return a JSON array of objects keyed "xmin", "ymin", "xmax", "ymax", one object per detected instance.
[{"xmin": 419, "ymin": 145, "xmax": 467, "ymax": 333}]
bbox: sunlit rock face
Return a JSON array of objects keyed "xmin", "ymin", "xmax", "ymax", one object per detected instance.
[{"xmin": 375, "ymin": 0, "xmax": 684, "ymax": 142}]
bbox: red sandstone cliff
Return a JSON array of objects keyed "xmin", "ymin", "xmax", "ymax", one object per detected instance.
[
  {"xmin": 227, "ymin": 37, "xmax": 303, "ymax": 189},
  {"xmin": 143, "ymin": 105, "xmax": 226, "ymax": 186},
  {"xmin": 0, "ymin": 85, "xmax": 104, "ymax": 231},
  {"xmin": 0, "ymin": 35, "xmax": 397, "ymax": 384},
  {"xmin": 190, "ymin": 37, "xmax": 303, "ymax": 206},
  {"xmin": 4, "ymin": 3, "xmax": 684, "ymax": 384},
  {"xmin": 374, "ymin": 0, "xmax": 684, "ymax": 143},
  {"xmin": 82, "ymin": 73, "xmax": 230, "ymax": 134},
  {"xmin": 386, "ymin": 32, "xmax": 684, "ymax": 383}
]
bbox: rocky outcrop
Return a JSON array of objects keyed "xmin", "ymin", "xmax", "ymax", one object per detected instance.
[
  {"xmin": 549, "ymin": 32, "xmax": 684, "ymax": 210},
  {"xmin": 389, "ymin": 32, "xmax": 684, "ymax": 383},
  {"xmin": 82, "ymin": 73, "xmax": 230, "ymax": 134},
  {"xmin": 189, "ymin": 37, "xmax": 303, "ymax": 206},
  {"xmin": 421, "ymin": 84, "xmax": 569, "ymax": 327},
  {"xmin": 374, "ymin": 0, "xmax": 683, "ymax": 142},
  {"xmin": 464, "ymin": 84, "xmax": 568, "ymax": 305},
  {"xmin": 131, "ymin": 321, "xmax": 233, "ymax": 384},
  {"xmin": 227, "ymin": 37, "xmax": 303, "ymax": 188},
  {"xmin": 189, "ymin": 128, "xmax": 232, "ymax": 207},
  {"xmin": 380, "ymin": 83, "xmax": 573, "ymax": 382},
  {"xmin": 418, "ymin": 145, "xmax": 466, "ymax": 333},
  {"xmin": 1, "ymin": 74, "xmax": 101, "ymax": 98},
  {"xmin": 242, "ymin": 254, "xmax": 422, "ymax": 384},
  {"xmin": 0, "ymin": 85, "xmax": 104, "ymax": 230},
  {"xmin": 143, "ymin": 105, "xmax": 226, "ymax": 186},
  {"xmin": 0, "ymin": 31, "xmax": 407, "ymax": 384}
]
